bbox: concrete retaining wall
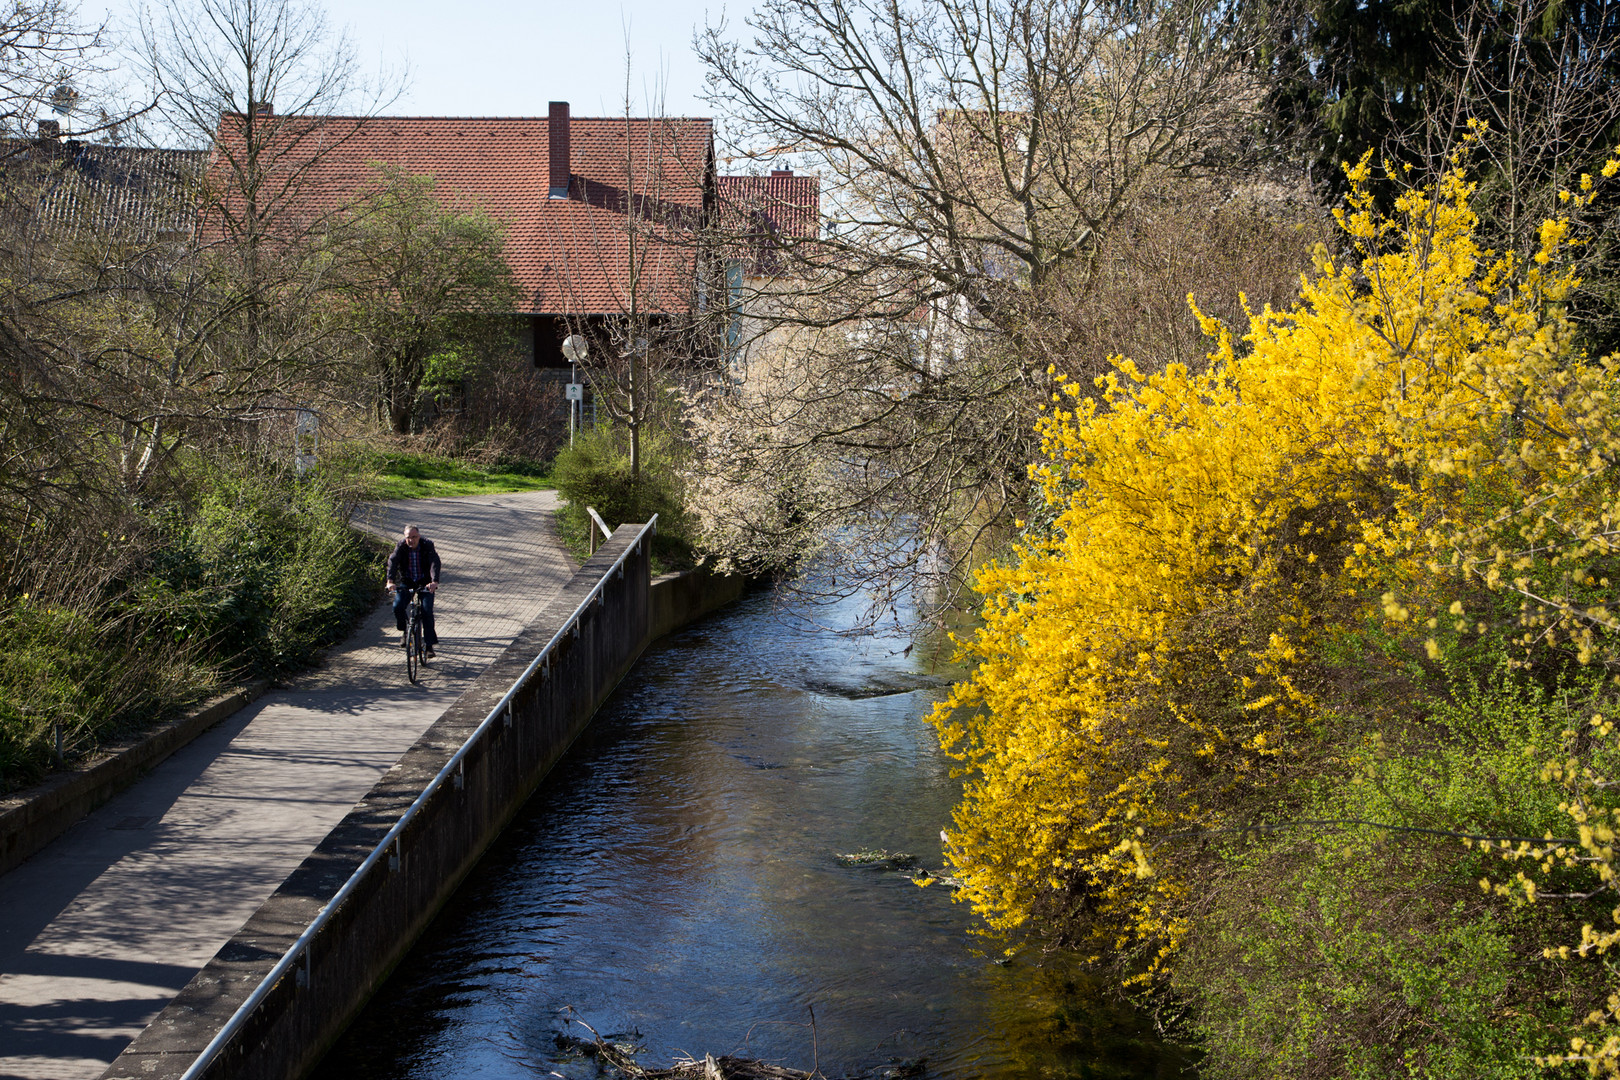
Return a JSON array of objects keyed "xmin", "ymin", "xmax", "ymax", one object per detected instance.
[
  {"xmin": 102, "ymin": 529, "xmax": 747, "ymax": 1080},
  {"xmin": 649, "ymin": 566, "xmax": 749, "ymax": 642},
  {"xmin": 0, "ymin": 681, "xmax": 271, "ymax": 879}
]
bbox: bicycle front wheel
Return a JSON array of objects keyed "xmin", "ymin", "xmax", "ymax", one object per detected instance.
[{"xmin": 406, "ymin": 607, "xmax": 421, "ymax": 684}]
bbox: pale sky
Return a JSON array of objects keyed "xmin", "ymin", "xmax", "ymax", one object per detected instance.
[{"xmin": 91, "ymin": 0, "xmax": 733, "ymax": 124}]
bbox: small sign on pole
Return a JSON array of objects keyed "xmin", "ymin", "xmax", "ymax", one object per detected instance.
[
  {"xmin": 565, "ymin": 383, "xmax": 584, "ymax": 402},
  {"xmin": 293, "ymin": 408, "xmax": 318, "ymax": 477}
]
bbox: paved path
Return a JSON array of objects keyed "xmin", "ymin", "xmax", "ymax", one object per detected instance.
[{"xmin": 0, "ymin": 491, "xmax": 573, "ymax": 1080}]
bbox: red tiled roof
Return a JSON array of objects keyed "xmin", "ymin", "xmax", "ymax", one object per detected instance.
[
  {"xmin": 207, "ymin": 113, "xmax": 715, "ymax": 315},
  {"xmin": 717, "ymin": 172, "xmax": 819, "ymax": 274},
  {"xmin": 717, "ymin": 173, "xmax": 819, "ymax": 237}
]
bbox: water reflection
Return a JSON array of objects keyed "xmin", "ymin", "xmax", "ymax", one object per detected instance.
[{"xmin": 313, "ymin": 589, "xmax": 1179, "ymax": 1079}]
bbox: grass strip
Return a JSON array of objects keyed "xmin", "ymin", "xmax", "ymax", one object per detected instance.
[{"xmin": 370, "ymin": 452, "xmax": 555, "ymax": 500}]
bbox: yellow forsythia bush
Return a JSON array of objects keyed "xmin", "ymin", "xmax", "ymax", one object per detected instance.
[{"xmin": 931, "ymin": 145, "xmax": 1620, "ymax": 974}]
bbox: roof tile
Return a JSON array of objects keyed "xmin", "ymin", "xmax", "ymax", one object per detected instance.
[
  {"xmin": 717, "ymin": 172, "xmax": 820, "ymax": 275},
  {"xmin": 208, "ymin": 113, "xmax": 715, "ymax": 315}
]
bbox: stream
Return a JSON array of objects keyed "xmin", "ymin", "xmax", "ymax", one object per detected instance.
[{"xmin": 312, "ymin": 586, "xmax": 1179, "ymax": 1079}]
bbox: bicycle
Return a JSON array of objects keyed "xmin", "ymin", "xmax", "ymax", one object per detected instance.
[{"xmin": 399, "ymin": 586, "xmax": 430, "ymax": 684}]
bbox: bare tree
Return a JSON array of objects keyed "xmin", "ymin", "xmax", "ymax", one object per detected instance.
[
  {"xmin": 699, "ymin": 0, "xmax": 1272, "ymax": 332},
  {"xmin": 0, "ymin": 0, "xmax": 173, "ymax": 547},
  {"xmin": 686, "ymin": 0, "xmax": 1310, "ymax": 622},
  {"xmin": 90, "ymin": 0, "xmax": 408, "ymax": 486},
  {"xmin": 0, "ymin": 0, "xmax": 107, "ymax": 143},
  {"xmin": 1389, "ymin": 0, "xmax": 1620, "ymax": 347},
  {"xmin": 136, "ymin": 0, "xmax": 390, "ymax": 143},
  {"xmin": 556, "ymin": 52, "xmax": 719, "ymax": 484},
  {"xmin": 138, "ymin": 0, "xmax": 383, "ymax": 261},
  {"xmin": 583, "ymin": 118, "xmax": 689, "ymax": 481}
]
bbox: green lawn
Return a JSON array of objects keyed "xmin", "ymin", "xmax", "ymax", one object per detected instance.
[{"xmin": 369, "ymin": 453, "xmax": 555, "ymax": 500}]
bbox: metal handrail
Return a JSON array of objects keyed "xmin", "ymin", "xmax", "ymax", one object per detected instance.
[
  {"xmin": 579, "ymin": 508, "xmax": 609, "ymax": 557},
  {"xmin": 177, "ymin": 517, "xmax": 658, "ymax": 1080}
]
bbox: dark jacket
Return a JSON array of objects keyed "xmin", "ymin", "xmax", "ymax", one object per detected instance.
[{"xmin": 387, "ymin": 538, "xmax": 441, "ymax": 587}]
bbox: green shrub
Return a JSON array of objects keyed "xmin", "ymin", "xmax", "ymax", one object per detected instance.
[
  {"xmin": 0, "ymin": 453, "xmax": 379, "ymax": 792},
  {"xmin": 0, "ymin": 598, "xmax": 211, "ymax": 789},
  {"xmin": 138, "ymin": 456, "xmax": 378, "ymax": 672},
  {"xmin": 552, "ymin": 423, "xmax": 693, "ymax": 569},
  {"xmin": 1174, "ymin": 663, "xmax": 1614, "ymax": 1079},
  {"xmin": 419, "ymin": 349, "xmax": 472, "ymax": 411}
]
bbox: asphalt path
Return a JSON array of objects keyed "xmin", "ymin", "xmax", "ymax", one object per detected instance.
[{"xmin": 0, "ymin": 491, "xmax": 573, "ymax": 1080}]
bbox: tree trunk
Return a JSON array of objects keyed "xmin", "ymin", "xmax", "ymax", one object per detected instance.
[
  {"xmin": 628, "ymin": 347, "xmax": 641, "ymax": 481},
  {"xmin": 388, "ymin": 371, "xmax": 414, "ymax": 433}
]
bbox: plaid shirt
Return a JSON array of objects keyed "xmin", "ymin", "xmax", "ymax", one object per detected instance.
[{"xmin": 387, "ymin": 537, "xmax": 441, "ymax": 587}]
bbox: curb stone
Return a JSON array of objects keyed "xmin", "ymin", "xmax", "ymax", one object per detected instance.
[{"xmin": 0, "ymin": 679, "xmax": 273, "ymax": 878}]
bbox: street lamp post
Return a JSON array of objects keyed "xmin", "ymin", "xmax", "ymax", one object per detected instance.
[{"xmin": 562, "ymin": 334, "xmax": 589, "ymax": 447}]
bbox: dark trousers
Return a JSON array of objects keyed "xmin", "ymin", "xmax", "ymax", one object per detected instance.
[{"xmin": 393, "ymin": 586, "xmax": 438, "ymax": 645}]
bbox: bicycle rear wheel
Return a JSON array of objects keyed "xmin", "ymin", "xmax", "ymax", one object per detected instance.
[{"xmin": 405, "ymin": 605, "xmax": 421, "ymax": 683}]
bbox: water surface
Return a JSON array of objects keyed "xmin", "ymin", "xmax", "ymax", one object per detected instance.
[{"xmin": 315, "ymin": 589, "xmax": 1174, "ymax": 1078}]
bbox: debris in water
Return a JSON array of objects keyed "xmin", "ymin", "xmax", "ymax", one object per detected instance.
[
  {"xmin": 559, "ymin": 1013, "xmax": 926, "ymax": 1079},
  {"xmin": 833, "ymin": 849, "xmax": 917, "ymax": 870},
  {"xmin": 834, "ymin": 849, "xmax": 959, "ymax": 887}
]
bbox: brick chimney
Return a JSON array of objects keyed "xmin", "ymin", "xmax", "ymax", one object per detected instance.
[{"xmin": 548, "ymin": 101, "xmax": 571, "ymax": 199}]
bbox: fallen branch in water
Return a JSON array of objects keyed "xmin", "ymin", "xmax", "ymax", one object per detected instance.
[{"xmin": 560, "ymin": 1012, "xmax": 927, "ymax": 1079}]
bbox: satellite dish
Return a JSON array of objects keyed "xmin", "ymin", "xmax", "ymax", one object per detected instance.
[
  {"xmin": 49, "ymin": 83, "xmax": 79, "ymax": 116},
  {"xmin": 562, "ymin": 334, "xmax": 588, "ymax": 363}
]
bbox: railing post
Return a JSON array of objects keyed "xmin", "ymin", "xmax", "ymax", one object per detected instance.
[{"xmin": 586, "ymin": 506, "xmax": 613, "ymax": 555}]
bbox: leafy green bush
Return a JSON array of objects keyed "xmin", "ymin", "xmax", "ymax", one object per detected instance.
[
  {"xmin": 419, "ymin": 349, "xmax": 472, "ymax": 411},
  {"xmin": 552, "ymin": 423, "xmax": 693, "ymax": 569},
  {"xmin": 0, "ymin": 599, "xmax": 210, "ymax": 789},
  {"xmin": 0, "ymin": 454, "xmax": 379, "ymax": 792},
  {"xmin": 139, "ymin": 458, "xmax": 378, "ymax": 671},
  {"xmin": 1174, "ymin": 662, "xmax": 1614, "ymax": 1079}
]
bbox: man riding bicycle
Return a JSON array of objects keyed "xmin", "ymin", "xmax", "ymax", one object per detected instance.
[{"xmin": 386, "ymin": 525, "xmax": 441, "ymax": 658}]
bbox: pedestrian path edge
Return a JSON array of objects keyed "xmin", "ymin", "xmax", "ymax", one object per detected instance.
[
  {"xmin": 0, "ymin": 679, "xmax": 273, "ymax": 879},
  {"xmin": 103, "ymin": 555, "xmax": 753, "ymax": 1080}
]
